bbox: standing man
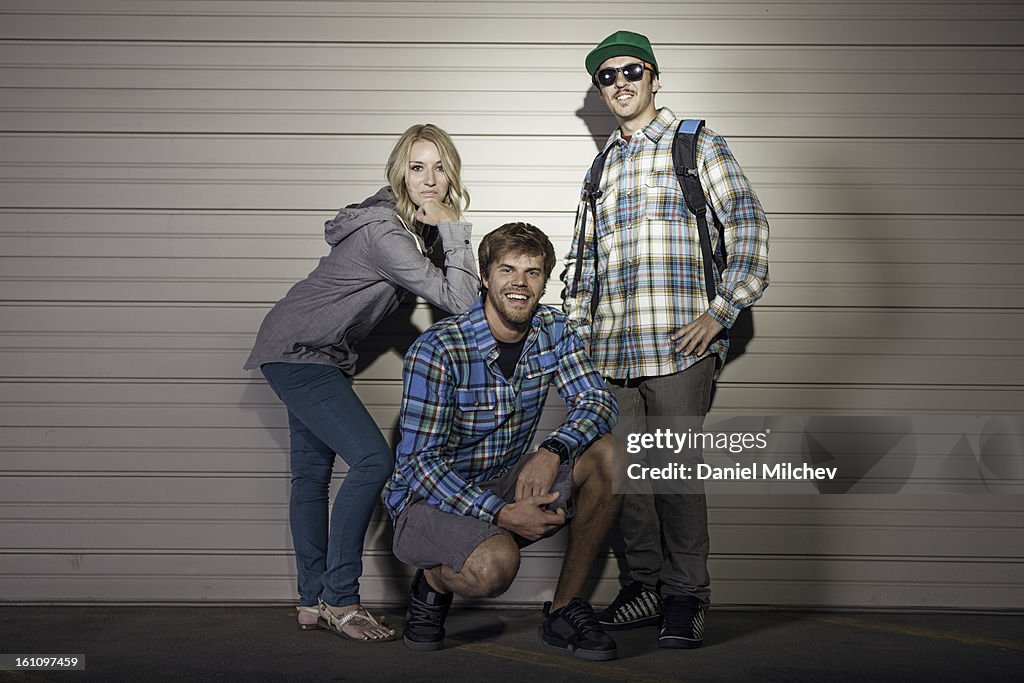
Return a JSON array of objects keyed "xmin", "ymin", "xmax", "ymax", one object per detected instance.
[
  {"xmin": 562, "ymin": 31, "xmax": 770, "ymax": 649},
  {"xmin": 385, "ymin": 222, "xmax": 622, "ymax": 661}
]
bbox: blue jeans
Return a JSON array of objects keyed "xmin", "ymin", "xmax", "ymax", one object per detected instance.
[{"xmin": 261, "ymin": 362, "xmax": 393, "ymax": 607}]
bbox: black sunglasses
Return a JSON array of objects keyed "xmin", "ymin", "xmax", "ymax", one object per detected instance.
[{"xmin": 595, "ymin": 62, "xmax": 653, "ymax": 88}]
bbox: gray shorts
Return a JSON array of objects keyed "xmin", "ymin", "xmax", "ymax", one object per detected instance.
[{"xmin": 392, "ymin": 453, "xmax": 574, "ymax": 572}]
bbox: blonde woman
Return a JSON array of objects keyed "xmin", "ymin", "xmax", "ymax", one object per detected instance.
[{"xmin": 245, "ymin": 124, "xmax": 478, "ymax": 641}]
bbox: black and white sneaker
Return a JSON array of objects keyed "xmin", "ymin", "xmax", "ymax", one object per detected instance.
[
  {"xmin": 402, "ymin": 569, "xmax": 453, "ymax": 651},
  {"xmin": 540, "ymin": 598, "xmax": 618, "ymax": 661},
  {"xmin": 596, "ymin": 581, "xmax": 662, "ymax": 630},
  {"xmin": 659, "ymin": 594, "xmax": 706, "ymax": 649}
]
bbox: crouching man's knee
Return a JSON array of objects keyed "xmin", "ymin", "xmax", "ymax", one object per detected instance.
[
  {"xmin": 459, "ymin": 534, "xmax": 520, "ymax": 598},
  {"xmin": 574, "ymin": 433, "xmax": 616, "ymax": 492}
]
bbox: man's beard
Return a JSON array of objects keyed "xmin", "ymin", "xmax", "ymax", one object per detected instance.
[{"xmin": 487, "ymin": 286, "xmax": 537, "ymax": 327}]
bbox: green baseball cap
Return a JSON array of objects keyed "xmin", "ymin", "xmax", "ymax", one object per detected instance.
[{"xmin": 585, "ymin": 30, "xmax": 659, "ymax": 77}]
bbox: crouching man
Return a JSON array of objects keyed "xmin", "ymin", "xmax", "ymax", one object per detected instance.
[{"xmin": 384, "ymin": 222, "xmax": 621, "ymax": 660}]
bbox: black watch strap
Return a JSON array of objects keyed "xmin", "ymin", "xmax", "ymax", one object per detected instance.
[{"xmin": 540, "ymin": 438, "xmax": 572, "ymax": 464}]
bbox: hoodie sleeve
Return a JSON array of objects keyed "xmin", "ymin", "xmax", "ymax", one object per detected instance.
[{"xmin": 368, "ymin": 221, "xmax": 480, "ymax": 315}]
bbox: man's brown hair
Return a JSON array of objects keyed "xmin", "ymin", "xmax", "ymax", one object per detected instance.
[{"xmin": 478, "ymin": 222, "xmax": 556, "ymax": 289}]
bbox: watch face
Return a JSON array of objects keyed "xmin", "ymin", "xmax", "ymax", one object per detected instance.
[{"xmin": 543, "ymin": 439, "xmax": 570, "ymax": 462}]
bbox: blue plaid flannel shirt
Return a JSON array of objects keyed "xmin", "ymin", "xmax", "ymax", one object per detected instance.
[{"xmin": 384, "ymin": 297, "xmax": 617, "ymax": 524}]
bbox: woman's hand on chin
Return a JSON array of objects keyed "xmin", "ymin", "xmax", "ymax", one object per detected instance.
[{"xmin": 415, "ymin": 198, "xmax": 457, "ymax": 226}]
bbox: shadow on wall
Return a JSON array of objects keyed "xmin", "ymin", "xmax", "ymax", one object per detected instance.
[
  {"xmin": 350, "ymin": 304, "xmax": 424, "ymax": 377},
  {"xmin": 576, "ymin": 87, "xmax": 608, "ymax": 153}
]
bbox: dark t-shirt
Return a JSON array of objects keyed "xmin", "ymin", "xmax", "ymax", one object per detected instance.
[{"xmin": 495, "ymin": 337, "xmax": 526, "ymax": 379}]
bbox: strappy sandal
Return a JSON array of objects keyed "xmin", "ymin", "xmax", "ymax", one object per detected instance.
[
  {"xmin": 296, "ymin": 605, "xmax": 320, "ymax": 631},
  {"xmin": 317, "ymin": 600, "xmax": 397, "ymax": 642}
]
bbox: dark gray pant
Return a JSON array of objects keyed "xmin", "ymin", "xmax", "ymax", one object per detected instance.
[{"xmin": 608, "ymin": 356, "xmax": 715, "ymax": 604}]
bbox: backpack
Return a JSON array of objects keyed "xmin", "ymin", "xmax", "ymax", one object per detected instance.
[{"xmin": 568, "ymin": 119, "xmax": 725, "ymax": 318}]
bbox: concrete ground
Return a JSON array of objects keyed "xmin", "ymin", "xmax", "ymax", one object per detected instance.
[{"xmin": 1, "ymin": 606, "xmax": 1022, "ymax": 682}]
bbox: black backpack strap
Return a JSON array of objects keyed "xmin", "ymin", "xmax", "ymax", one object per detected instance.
[
  {"xmin": 569, "ymin": 147, "xmax": 611, "ymax": 319},
  {"xmin": 672, "ymin": 119, "xmax": 720, "ymax": 304}
]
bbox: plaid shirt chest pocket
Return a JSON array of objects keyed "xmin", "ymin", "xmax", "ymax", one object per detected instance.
[
  {"xmin": 644, "ymin": 170, "xmax": 688, "ymax": 222},
  {"xmin": 453, "ymin": 388, "xmax": 504, "ymax": 438},
  {"xmin": 594, "ymin": 188, "xmax": 631, "ymax": 279},
  {"xmin": 519, "ymin": 351, "xmax": 558, "ymax": 410}
]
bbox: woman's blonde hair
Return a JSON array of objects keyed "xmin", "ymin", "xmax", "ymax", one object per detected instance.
[{"xmin": 386, "ymin": 124, "xmax": 469, "ymax": 229}]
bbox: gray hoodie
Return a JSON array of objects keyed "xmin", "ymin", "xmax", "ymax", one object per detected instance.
[{"xmin": 244, "ymin": 187, "xmax": 479, "ymax": 375}]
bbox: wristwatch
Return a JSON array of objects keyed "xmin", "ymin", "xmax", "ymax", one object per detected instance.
[{"xmin": 540, "ymin": 438, "xmax": 572, "ymax": 465}]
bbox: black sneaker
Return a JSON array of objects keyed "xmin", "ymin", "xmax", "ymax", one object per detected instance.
[
  {"xmin": 596, "ymin": 581, "xmax": 662, "ymax": 630},
  {"xmin": 659, "ymin": 594, "xmax": 706, "ymax": 649},
  {"xmin": 540, "ymin": 598, "xmax": 618, "ymax": 661},
  {"xmin": 402, "ymin": 569, "xmax": 453, "ymax": 651}
]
